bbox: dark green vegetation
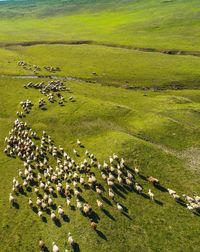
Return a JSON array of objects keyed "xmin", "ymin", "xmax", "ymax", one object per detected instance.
[{"xmin": 0, "ymin": 0, "xmax": 200, "ymax": 252}]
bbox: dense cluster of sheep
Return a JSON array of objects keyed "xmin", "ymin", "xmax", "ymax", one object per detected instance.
[
  {"xmin": 16, "ymin": 99, "xmax": 33, "ymax": 118},
  {"xmin": 25, "ymin": 80, "xmax": 74, "ymax": 106}
]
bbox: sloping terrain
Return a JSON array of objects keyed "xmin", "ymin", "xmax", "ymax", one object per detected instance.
[{"xmin": 0, "ymin": 1, "xmax": 200, "ymax": 252}]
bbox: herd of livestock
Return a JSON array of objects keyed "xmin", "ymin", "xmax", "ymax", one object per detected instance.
[{"xmin": 3, "ymin": 62, "xmax": 200, "ymax": 251}]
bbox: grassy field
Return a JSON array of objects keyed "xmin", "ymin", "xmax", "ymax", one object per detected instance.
[
  {"xmin": 0, "ymin": 0, "xmax": 199, "ymax": 51},
  {"xmin": 0, "ymin": 0, "xmax": 200, "ymax": 252},
  {"xmin": 0, "ymin": 44, "xmax": 200, "ymax": 89}
]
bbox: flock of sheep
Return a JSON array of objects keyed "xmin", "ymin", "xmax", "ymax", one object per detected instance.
[
  {"xmin": 3, "ymin": 62, "xmax": 200, "ymax": 251},
  {"xmin": 18, "ymin": 61, "xmax": 60, "ymax": 74}
]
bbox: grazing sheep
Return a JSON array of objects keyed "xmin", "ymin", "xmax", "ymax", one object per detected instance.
[
  {"xmin": 28, "ymin": 198, "xmax": 33, "ymax": 207},
  {"xmin": 90, "ymin": 220, "xmax": 97, "ymax": 230},
  {"xmin": 134, "ymin": 166, "xmax": 139, "ymax": 175},
  {"xmin": 148, "ymin": 176, "xmax": 159, "ymax": 186},
  {"xmin": 51, "ymin": 211, "xmax": 56, "ymax": 221},
  {"xmin": 96, "ymin": 199, "xmax": 103, "ymax": 209},
  {"xmin": 39, "ymin": 239, "xmax": 45, "ymax": 250},
  {"xmin": 148, "ymin": 189, "xmax": 154, "ymax": 201},
  {"xmin": 117, "ymin": 202, "xmax": 123, "ymax": 212},
  {"xmin": 58, "ymin": 206, "xmax": 64, "ymax": 217},
  {"xmin": 52, "ymin": 242, "xmax": 59, "ymax": 252},
  {"xmin": 135, "ymin": 183, "xmax": 143, "ymax": 194},
  {"xmin": 168, "ymin": 189, "xmax": 177, "ymax": 196},
  {"xmin": 68, "ymin": 233, "xmax": 74, "ymax": 246},
  {"xmin": 38, "ymin": 209, "xmax": 43, "ymax": 218},
  {"xmin": 108, "ymin": 188, "xmax": 115, "ymax": 200},
  {"xmin": 9, "ymin": 193, "xmax": 16, "ymax": 205}
]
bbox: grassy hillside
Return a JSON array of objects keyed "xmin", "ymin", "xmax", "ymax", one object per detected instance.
[
  {"xmin": 0, "ymin": 78, "xmax": 200, "ymax": 252},
  {"xmin": 0, "ymin": 0, "xmax": 199, "ymax": 51},
  {"xmin": 0, "ymin": 44, "xmax": 200, "ymax": 89}
]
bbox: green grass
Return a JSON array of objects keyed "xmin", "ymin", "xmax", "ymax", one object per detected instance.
[
  {"xmin": 0, "ymin": 78, "xmax": 200, "ymax": 251},
  {"xmin": 0, "ymin": 0, "xmax": 199, "ymax": 51},
  {"xmin": 0, "ymin": 44, "xmax": 200, "ymax": 89}
]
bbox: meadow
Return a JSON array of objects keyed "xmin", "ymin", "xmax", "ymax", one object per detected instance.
[{"xmin": 0, "ymin": 0, "xmax": 200, "ymax": 252}]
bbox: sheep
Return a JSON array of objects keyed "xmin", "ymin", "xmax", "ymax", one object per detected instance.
[
  {"xmin": 96, "ymin": 199, "xmax": 103, "ymax": 209},
  {"xmin": 113, "ymin": 153, "xmax": 119, "ymax": 161},
  {"xmin": 73, "ymin": 149, "xmax": 78, "ymax": 156},
  {"xmin": 51, "ymin": 211, "xmax": 57, "ymax": 222},
  {"xmin": 148, "ymin": 189, "xmax": 154, "ymax": 201},
  {"xmin": 182, "ymin": 194, "xmax": 195, "ymax": 203},
  {"xmin": 9, "ymin": 193, "xmax": 16, "ymax": 205},
  {"xmin": 186, "ymin": 204, "xmax": 194, "ymax": 211},
  {"xmin": 39, "ymin": 239, "xmax": 45, "ymax": 250},
  {"xmin": 117, "ymin": 202, "xmax": 123, "ymax": 212},
  {"xmin": 90, "ymin": 220, "xmax": 97, "ymax": 230},
  {"xmin": 148, "ymin": 176, "xmax": 159, "ymax": 186},
  {"xmin": 135, "ymin": 183, "xmax": 143, "ymax": 194},
  {"xmin": 58, "ymin": 206, "xmax": 64, "ymax": 217},
  {"xmin": 134, "ymin": 167, "xmax": 139, "ymax": 175},
  {"xmin": 38, "ymin": 209, "xmax": 43, "ymax": 218},
  {"xmin": 66, "ymin": 197, "xmax": 71, "ymax": 206},
  {"xmin": 168, "ymin": 189, "xmax": 177, "ymax": 196},
  {"xmin": 108, "ymin": 188, "xmax": 115, "ymax": 200},
  {"xmin": 172, "ymin": 193, "xmax": 180, "ymax": 201},
  {"xmin": 96, "ymin": 186, "xmax": 103, "ymax": 195},
  {"xmin": 52, "ymin": 242, "xmax": 59, "ymax": 252},
  {"xmin": 77, "ymin": 139, "xmax": 81, "ymax": 146},
  {"xmin": 68, "ymin": 233, "xmax": 74, "ymax": 246},
  {"xmin": 28, "ymin": 198, "xmax": 33, "ymax": 207},
  {"xmin": 83, "ymin": 203, "xmax": 91, "ymax": 215},
  {"xmin": 36, "ymin": 197, "xmax": 42, "ymax": 207},
  {"xmin": 76, "ymin": 199, "xmax": 83, "ymax": 211}
]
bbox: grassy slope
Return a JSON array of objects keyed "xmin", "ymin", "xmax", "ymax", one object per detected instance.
[
  {"xmin": 0, "ymin": 44, "xmax": 200, "ymax": 89},
  {"xmin": 0, "ymin": 78, "xmax": 200, "ymax": 252},
  {"xmin": 0, "ymin": 0, "xmax": 200, "ymax": 252},
  {"xmin": 0, "ymin": 0, "xmax": 199, "ymax": 51}
]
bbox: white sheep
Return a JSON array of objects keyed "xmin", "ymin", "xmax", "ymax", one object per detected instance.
[
  {"xmin": 148, "ymin": 189, "xmax": 154, "ymax": 201},
  {"xmin": 52, "ymin": 242, "xmax": 59, "ymax": 252}
]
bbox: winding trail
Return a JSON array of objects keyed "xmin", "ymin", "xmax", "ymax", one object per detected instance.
[{"xmin": 1, "ymin": 40, "xmax": 200, "ymax": 57}]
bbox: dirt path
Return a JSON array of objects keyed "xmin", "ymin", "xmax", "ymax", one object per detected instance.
[{"xmin": 1, "ymin": 40, "xmax": 200, "ymax": 57}]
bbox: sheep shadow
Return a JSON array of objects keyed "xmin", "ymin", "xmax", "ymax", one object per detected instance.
[
  {"xmin": 42, "ymin": 246, "xmax": 50, "ymax": 252},
  {"xmin": 102, "ymin": 209, "xmax": 115, "ymax": 221},
  {"xmin": 154, "ymin": 184, "xmax": 168, "ymax": 192},
  {"xmin": 101, "ymin": 196, "xmax": 112, "ymax": 206},
  {"xmin": 123, "ymin": 185, "xmax": 133, "ymax": 192},
  {"xmin": 175, "ymin": 199, "xmax": 186, "ymax": 208},
  {"xmin": 70, "ymin": 205, "xmax": 76, "ymax": 211},
  {"xmin": 32, "ymin": 206, "xmax": 38, "ymax": 214},
  {"xmin": 42, "ymin": 216, "xmax": 47, "ymax": 223},
  {"xmin": 72, "ymin": 242, "xmax": 80, "ymax": 252},
  {"xmin": 113, "ymin": 186, "xmax": 126, "ymax": 199},
  {"xmin": 89, "ymin": 211, "xmax": 100, "ymax": 222},
  {"xmin": 13, "ymin": 202, "xmax": 20, "ymax": 209},
  {"xmin": 139, "ymin": 174, "xmax": 147, "ymax": 181},
  {"xmin": 114, "ymin": 184, "xmax": 128, "ymax": 194},
  {"xmin": 154, "ymin": 199, "xmax": 164, "ymax": 206},
  {"xmin": 122, "ymin": 212, "xmax": 132, "ymax": 220},
  {"xmin": 54, "ymin": 219, "xmax": 62, "ymax": 227},
  {"xmin": 63, "ymin": 214, "xmax": 70, "ymax": 222},
  {"xmin": 96, "ymin": 230, "xmax": 107, "ymax": 241}
]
